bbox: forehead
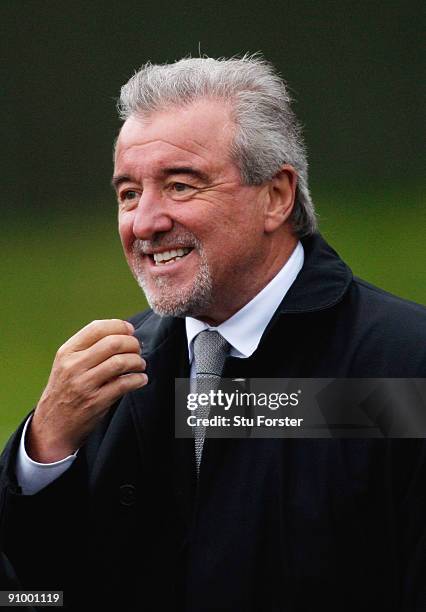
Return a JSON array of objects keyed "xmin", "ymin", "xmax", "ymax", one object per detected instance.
[{"xmin": 114, "ymin": 99, "xmax": 236, "ymax": 175}]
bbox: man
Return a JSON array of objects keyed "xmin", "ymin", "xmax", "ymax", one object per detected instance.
[{"xmin": 0, "ymin": 55, "xmax": 425, "ymax": 611}]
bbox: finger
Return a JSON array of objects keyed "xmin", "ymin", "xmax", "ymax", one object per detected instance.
[
  {"xmin": 95, "ymin": 372, "xmax": 148, "ymax": 409},
  {"xmin": 85, "ymin": 353, "xmax": 146, "ymax": 388},
  {"xmin": 62, "ymin": 319, "xmax": 134, "ymax": 352},
  {"xmin": 77, "ymin": 334, "xmax": 142, "ymax": 369}
]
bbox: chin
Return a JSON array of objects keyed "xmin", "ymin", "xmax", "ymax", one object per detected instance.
[
  {"xmin": 134, "ymin": 262, "xmax": 213, "ymax": 319},
  {"xmin": 136, "ymin": 280, "xmax": 213, "ymax": 319}
]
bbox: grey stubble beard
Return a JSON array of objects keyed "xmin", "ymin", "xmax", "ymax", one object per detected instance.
[{"xmin": 130, "ymin": 233, "xmax": 213, "ymax": 318}]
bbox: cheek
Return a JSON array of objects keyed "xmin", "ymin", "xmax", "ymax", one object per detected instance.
[
  {"xmin": 118, "ymin": 214, "xmax": 134, "ymax": 251},
  {"xmin": 215, "ymin": 213, "xmax": 264, "ymax": 263},
  {"xmin": 197, "ymin": 208, "xmax": 256, "ymax": 255}
]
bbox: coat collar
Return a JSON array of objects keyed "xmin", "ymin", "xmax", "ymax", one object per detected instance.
[{"xmin": 279, "ymin": 233, "xmax": 352, "ymax": 313}]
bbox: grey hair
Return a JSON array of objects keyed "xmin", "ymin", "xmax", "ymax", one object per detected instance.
[{"xmin": 118, "ymin": 54, "xmax": 317, "ymax": 237}]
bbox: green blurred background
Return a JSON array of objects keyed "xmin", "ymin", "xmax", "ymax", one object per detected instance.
[{"xmin": 1, "ymin": 0, "xmax": 424, "ymax": 448}]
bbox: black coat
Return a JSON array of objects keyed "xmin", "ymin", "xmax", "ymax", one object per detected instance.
[{"xmin": 1, "ymin": 234, "xmax": 425, "ymax": 611}]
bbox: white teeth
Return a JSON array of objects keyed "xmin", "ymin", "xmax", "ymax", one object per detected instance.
[{"xmin": 153, "ymin": 248, "xmax": 191, "ymax": 265}]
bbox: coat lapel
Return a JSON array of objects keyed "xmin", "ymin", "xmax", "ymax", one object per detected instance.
[{"xmin": 129, "ymin": 317, "xmax": 196, "ymax": 532}]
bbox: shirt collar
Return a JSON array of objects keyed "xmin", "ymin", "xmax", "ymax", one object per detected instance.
[{"xmin": 185, "ymin": 241, "xmax": 304, "ymax": 362}]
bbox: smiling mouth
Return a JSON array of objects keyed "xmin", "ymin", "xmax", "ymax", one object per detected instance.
[{"xmin": 150, "ymin": 247, "xmax": 193, "ymax": 266}]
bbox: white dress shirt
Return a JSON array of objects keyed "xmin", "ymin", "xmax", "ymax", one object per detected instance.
[{"xmin": 16, "ymin": 242, "xmax": 304, "ymax": 495}]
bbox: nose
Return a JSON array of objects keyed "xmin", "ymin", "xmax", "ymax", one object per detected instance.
[{"xmin": 131, "ymin": 188, "xmax": 173, "ymax": 240}]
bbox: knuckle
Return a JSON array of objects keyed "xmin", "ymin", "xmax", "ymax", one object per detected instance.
[
  {"xmin": 128, "ymin": 352, "xmax": 140, "ymax": 366},
  {"xmin": 131, "ymin": 337, "xmax": 142, "ymax": 352},
  {"xmin": 113, "ymin": 373, "xmax": 146, "ymax": 397},
  {"xmin": 58, "ymin": 358, "xmax": 73, "ymax": 376},
  {"xmin": 120, "ymin": 318, "xmax": 130, "ymax": 330},
  {"xmin": 115, "ymin": 377, "xmax": 130, "ymax": 395},
  {"xmin": 135, "ymin": 356, "xmax": 145, "ymax": 370},
  {"xmin": 111, "ymin": 318, "xmax": 125, "ymax": 330},
  {"xmin": 67, "ymin": 378, "xmax": 82, "ymax": 400},
  {"xmin": 89, "ymin": 319, "xmax": 101, "ymax": 328},
  {"xmin": 108, "ymin": 336, "xmax": 122, "ymax": 353},
  {"xmin": 90, "ymin": 319, "xmax": 109, "ymax": 330},
  {"xmin": 81, "ymin": 389, "xmax": 99, "ymax": 410},
  {"xmin": 130, "ymin": 359, "xmax": 142, "ymax": 372},
  {"xmin": 110, "ymin": 354, "xmax": 123, "ymax": 372},
  {"xmin": 55, "ymin": 344, "xmax": 66, "ymax": 359}
]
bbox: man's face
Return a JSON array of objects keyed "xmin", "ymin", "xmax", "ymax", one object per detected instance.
[{"xmin": 113, "ymin": 99, "xmax": 273, "ymax": 324}]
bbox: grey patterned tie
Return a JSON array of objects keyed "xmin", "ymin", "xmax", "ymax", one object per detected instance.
[{"xmin": 192, "ymin": 330, "xmax": 230, "ymax": 474}]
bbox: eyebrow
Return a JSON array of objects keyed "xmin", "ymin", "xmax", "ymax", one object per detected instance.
[
  {"xmin": 160, "ymin": 166, "xmax": 210, "ymax": 182},
  {"xmin": 111, "ymin": 174, "xmax": 132, "ymax": 190},
  {"xmin": 111, "ymin": 166, "xmax": 210, "ymax": 190}
]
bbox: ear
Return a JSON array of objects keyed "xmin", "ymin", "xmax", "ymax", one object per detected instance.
[{"xmin": 264, "ymin": 164, "xmax": 298, "ymax": 233}]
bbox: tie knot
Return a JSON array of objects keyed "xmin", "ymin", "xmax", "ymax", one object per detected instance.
[{"xmin": 193, "ymin": 330, "xmax": 230, "ymax": 378}]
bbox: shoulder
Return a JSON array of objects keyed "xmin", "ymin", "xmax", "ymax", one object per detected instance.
[
  {"xmin": 340, "ymin": 277, "xmax": 426, "ymax": 375},
  {"xmin": 350, "ymin": 276, "xmax": 426, "ymax": 328}
]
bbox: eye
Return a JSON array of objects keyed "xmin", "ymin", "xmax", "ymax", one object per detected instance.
[
  {"xmin": 167, "ymin": 182, "xmax": 198, "ymax": 199},
  {"xmin": 121, "ymin": 190, "xmax": 139, "ymax": 201},
  {"xmin": 118, "ymin": 189, "xmax": 140, "ymax": 209},
  {"xmin": 171, "ymin": 182, "xmax": 191, "ymax": 192}
]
